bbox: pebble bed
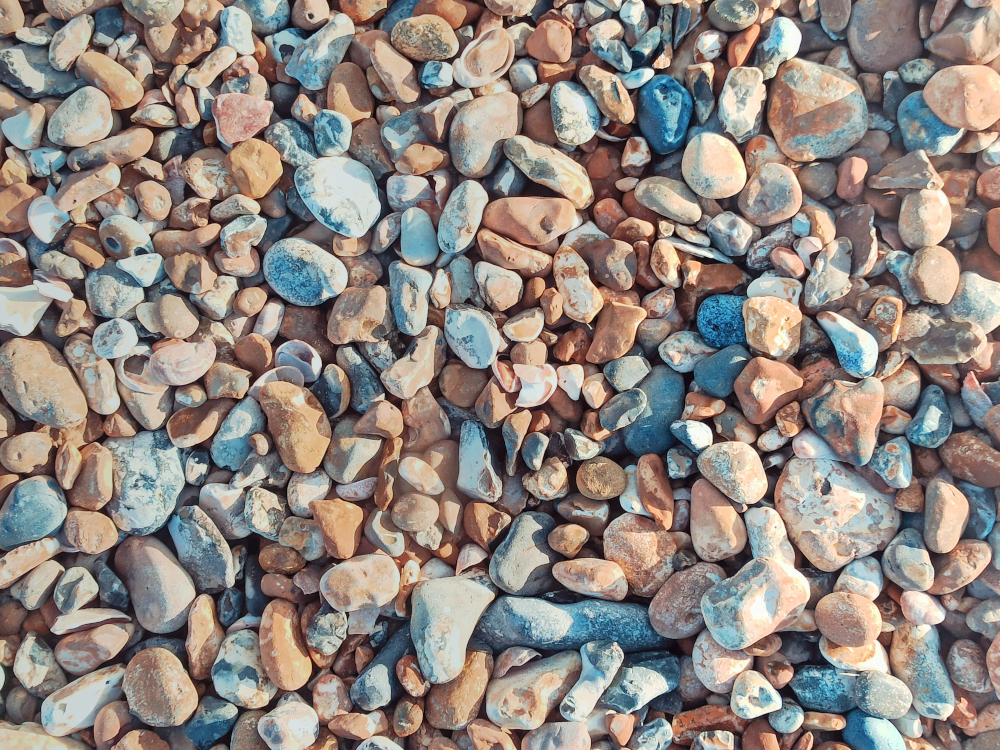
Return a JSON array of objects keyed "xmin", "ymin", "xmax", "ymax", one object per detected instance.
[{"xmin": 0, "ymin": 0, "xmax": 1000, "ymax": 749}]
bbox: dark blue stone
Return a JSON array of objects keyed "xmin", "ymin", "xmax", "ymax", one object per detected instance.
[
  {"xmin": 94, "ymin": 559, "xmax": 129, "ymax": 610},
  {"xmin": 630, "ymin": 27, "xmax": 663, "ymax": 68},
  {"xmin": 378, "ymin": 0, "xmax": 420, "ymax": 33},
  {"xmin": 484, "ymin": 157, "xmax": 528, "ymax": 198},
  {"xmin": 184, "ymin": 697, "xmax": 239, "ymax": 750},
  {"xmin": 332, "ymin": 347, "xmax": 385, "ymax": 414},
  {"xmin": 148, "ymin": 126, "xmax": 203, "ymax": 163},
  {"xmin": 243, "ymin": 554, "xmax": 268, "ymax": 617},
  {"xmin": 696, "ymin": 295, "xmax": 748, "ymax": 349},
  {"xmin": 960, "ymin": 481, "xmax": 997, "ymax": 540},
  {"xmin": 843, "ymin": 709, "xmax": 906, "ymax": 750},
  {"xmin": 0, "ymin": 476, "xmax": 67, "ymax": 551},
  {"xmin": 897, "ymin": 92, "xmax": 964, "ymax": 156},
  {"xmin": 789, "ymin": 665, "xmax": 857, "ymax": 712},
  {"xmin": 637, "ymin": 75, "xmax": 693, "ymax": 154},
  {"xmin": 217, "ymin": 588, "xmax": 243, "ymax": 628},
  {"xmin": 623, "ymin": 365, "xmax": 685, "ymax": 456},
  {"xmin": 475, "ymin": 596, "xmax": 671, "ymax": 653},
  {"xmin": 351, "ymin": 624, "xmax": 414, "ymax": 711},
  {"xmin": 693, "ymin": 344, "xmax": 751, "ymax": 398},
  {"xmin": 92, "ymin": 7, "xmax": 123, "ymax": 46},
  {"xmin": 905, "ymin": 384, "xmax": 952, "ymax": 448}
]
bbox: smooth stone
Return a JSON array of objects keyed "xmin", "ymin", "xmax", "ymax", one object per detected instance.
[
  {"xmin": 788, "ymin": 665, "xmax": 857, "ymax": 712},
  {"xmin": 211, "ymin": 629, "xmax": 278, "ymax": 709},
  {"xmin": 560, "ymin": 640, "xmax": 624, "ymax": 721},
  {"xmin": 767, "ymin": 59, "xmax": 867, "ymax": 161},
  {"xmin": 410, "ymin": 576, "xmax": 495, "ymax": 684},
  {"xmin": 489, "ymin": 510, "xmax": 560, "ymax": 596},
  {"xmin": 351, "ymin": 622, "xmax": 413, "ymax": 712},
  {"xmin": 115, "ymin": 535, "xmax": 196, "ymax": 634},
  {"xmin": 888, "ymin": 621, "xmax": 954, "ymax": 720},
  {"xmin": 0, "ymin": 476, "xmax": 67, "ymax": 551},
  {"xmin": 105, "ymin": 430, "xmax": 184, "ymax": 536},
  {"xmin": 601, "ymin": 651, "xmax": 680, "ymax": 713},
  {"xmin": 636, "ymin": 75, "xmax": 693, "ymax": 154},
  {"xmin": 701, "ymin": 557, "xmax": 809, "ymax": 650},
  {"xmin": 854, "ymin": 671, "xmax": 912, "ymax": 720},
  {"xmin": 775, "ymin": 458, "xmax": 899, "ymax": 572},
  {"xmin": 842, "ymin": 709, "xmax": 906, "ymax": 750},
  {"xmin": 474, "ymin": 596, "xmax": 670, "ymax": 652},
  {"xmin": 262, "ymin": 237, "xmax": 348, "ymax": 306},
  {"xmin": 40, "ymin": 665, "xmax": 125, "ymax": 737},
  {"xmin": 896, "ymin": 92, "xmax": 965, "ymax": 156}
]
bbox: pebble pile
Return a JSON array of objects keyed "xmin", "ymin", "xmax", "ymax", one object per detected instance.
[{"xmin": 1, "ymin": 0, "xmax": 1000, "ymax": 748}]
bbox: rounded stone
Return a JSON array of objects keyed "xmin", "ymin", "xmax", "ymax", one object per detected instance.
[
  {"xmin": 681, "ymin": 133, "xmax": 747, "ymax": 199},
  {"xmin": 922, "ymin": 65, "xmax": 1000, "ymax": 131},
  {"xmin": 122, "ymin": 648, "xmax": 198, "ymax": 727},
  {"xmin": 767, "ymin": 59, "xmax": 867, "ymax": 161},
  {"xmin": 814, "ymin": 592, "xmax": 881, "ymax": 647},
  {"xmin": 263, "ymin": 238, "xmax": 348, "ymax": 307},
  {"xmin": 294, "ymin": 156, "xmax": 381, "ymax": 238}
]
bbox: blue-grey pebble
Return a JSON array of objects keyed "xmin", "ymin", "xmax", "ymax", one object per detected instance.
[
  {"xmin": 263, "ymin": 237, "xmax": 347, "ymax": 306},
  {"xmin": 591, "ymin": 37, "xmax": 632, "ymax": 72},
  {"xmin": 768, "ymin": 701, "xmax": 804, "ymax": 733},
  {"xmin": 600, "ymin": 388, "xmax": 648, "ymax": 432},
  {"xmin": 476, "ymin": 596, "xmax": 670, "ymax": 652},
  {"xmin": 85, "ymin": 264, "xmax": 144, "ymax": 319},
  {"xmin": 959, "ymin": 481, "xmax": 996, "ymax": 540},
  {"xmin": 881, "ymin": 527, "xmax": 934, "ymax": 591},
  {"xmin": 788, "ymin": 665, "xmax": 857, "ymax": 712},
  {"xmin": 489, "ymin": 511, "xmax": 559, "ymax": 596},
  {"xmin": 313, "ymin": 109, "xmax": 352, "ymax": 156},
  {"xmin": 218, "ymin": 588, "xmax": 243, "ymax": 628},
  {"xmin": 334, "ymin": 347, "xmax": 385, "ymax": 414},
  {"xmin": 263, "ymin": 119, "xmax": 317, "ymax": 166},
  {"xmin": 843, "ymin": 709, "xmax": 906, "ymax": 750},
  {"xmin": 603, "ymin": 355, "xmax": 651, "ymax": 392},
  {"xmin": 388, "ymin": 261, "xmax": 433, "ymax": 336},
  {"xmin": 521, "ymin": 432, "xmax": 548, "ymax": 471},
  {"xmin": 305, "ymin": 603, "xmax": 348, "ymax": 655},
  {"xmin": 350, "ymin": 623, "xmax": 414, "ymax": 712},
  {"xmin": 0, "ymin": 476, "xmax": 67, "ymax": 551},
  {"xmin": 905, "ymin": 384, "xmax": 952, "ymax": 448},
  {"xmin": 217, "ymin": 6, "xmax": 255, "ymax": 55},
  {"xmin": 897, "ymin": 92, "xmax": 965, "ymax": 156},
  {"xmin": 550, "ymin": 81, "xmax": 601, "ymax": 147},
  {"xmin": 184, "ymin": 697, "xmax": 239, "ymax": 750},
  {"xmin": 105, "ymin": 430, "xmax": 184, "ymax": 536},
  {"xmin": 637, "ymin": 75, "xmax": 693, "ymax": 154},
  {"xmin": 232, "ymin": 0, "xmax": 289, "ymax": 34},
  {"xmin": 696, "ymin": 294, "xmax": 748, "ymax": 349},
  {"xmin": 420, "ymin": 61, "xmax": 452, "ymax": 88},
  {"xmin": 854, "ymin": 671, "xmax": 912, "ymax": 720},
  {"xmin": 601, "ymin": 651, "xmax": 680, "ymax": 713},
  {"xmin": 693, "ymin": 344, "xmax": 751, "ymax": 398},
  {"xmin": 211, "ymin": 397, "xmax": 267, "ymax": 471},
  {"xmin": 627, "ymin": 717, "xmax": 673, "ymax": 750},
  {"xmin": 751, "ymin": 16, "xmax": 801, "ymax": 79},
  {"xmin": 868, "ymin": 436, "xmax": 913, "ymax": 489},
  {"xmin": 670, "ymin": 420, "xmax": 713, "ymax": 453},
  {"xmin": 92, "ymin": 7, "xmax": 123, "ymax": 46},
  {"xmin": 623, "ymin": 365, "xmax": 685, "ymax": 455}
]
